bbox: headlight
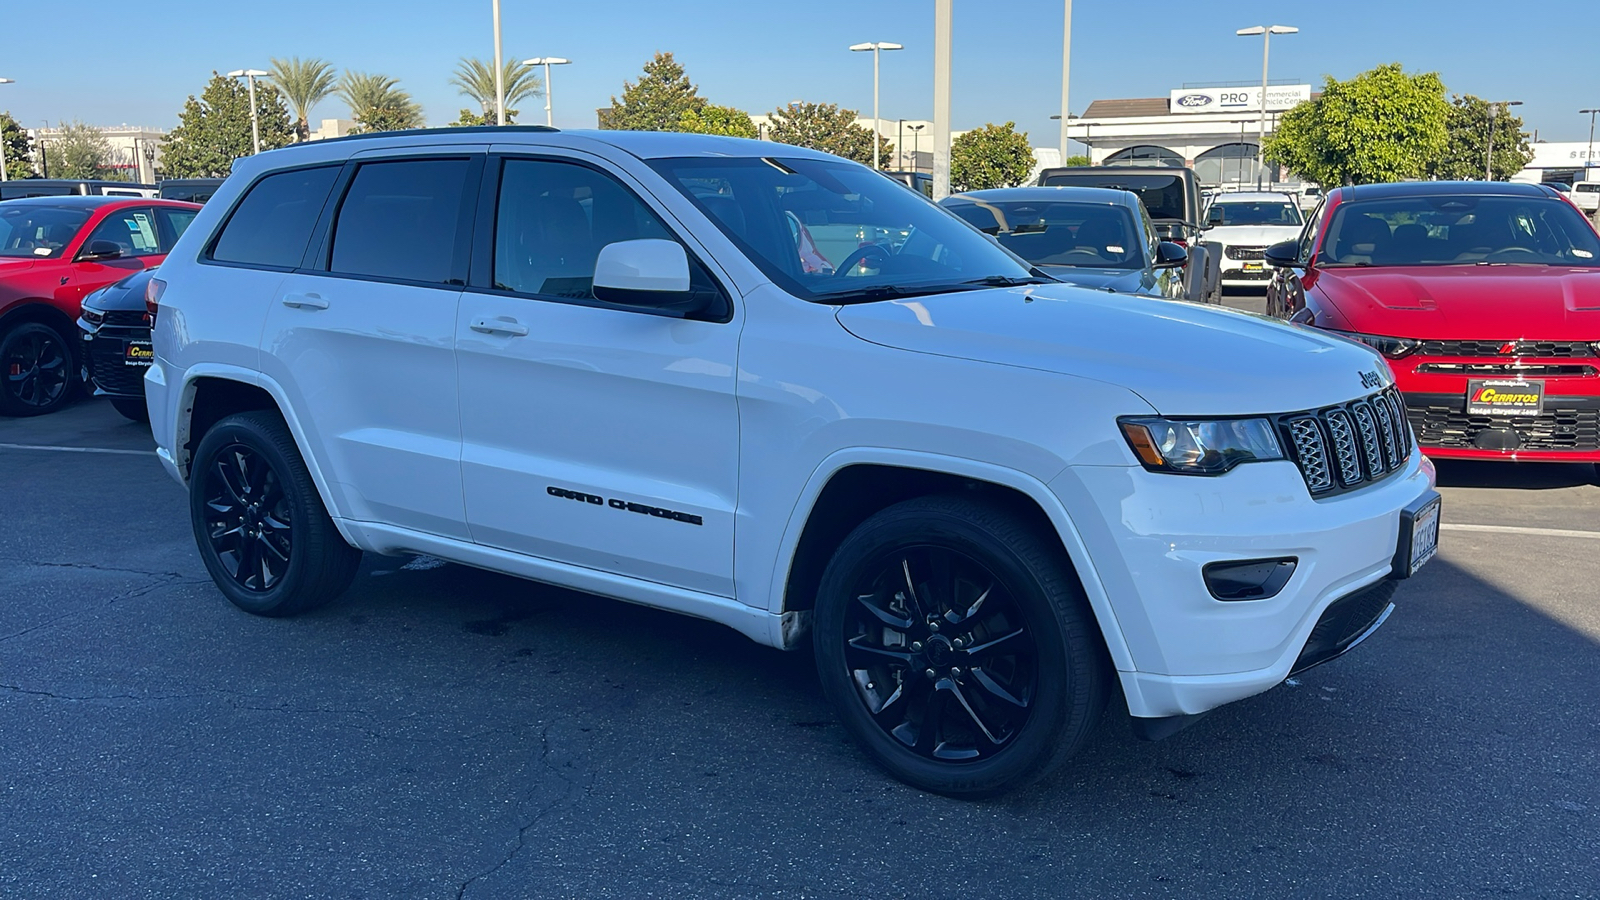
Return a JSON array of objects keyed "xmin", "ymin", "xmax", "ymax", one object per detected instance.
[
  {"xmin": 1329, "ymin": 330, "xmax": 1418, "ymax": 359},
  {"xmin": 1119, "ymin": 416, "xmax": 1285, "ymax": 475}
]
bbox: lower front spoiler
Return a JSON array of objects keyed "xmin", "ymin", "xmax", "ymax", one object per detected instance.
[{"xmin": 1130, "ymin": 581, "xmax": 1398, "ymax": 741}]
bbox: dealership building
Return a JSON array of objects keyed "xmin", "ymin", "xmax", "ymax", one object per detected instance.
[{"xmin": 1065, "ymin": 83, "xmax": 1314, "ymax": 187}]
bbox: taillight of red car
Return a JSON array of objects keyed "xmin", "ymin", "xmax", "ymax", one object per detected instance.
[{"xmin": 145, "ymin": 277, "xmax": 167, "ymax": 325}]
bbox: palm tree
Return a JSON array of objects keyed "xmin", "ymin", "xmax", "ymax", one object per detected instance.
[
  {"xmin": 337, "ymin": 71, "xmax": 425, "ymax": 133},
  {"xmin": 269, "ymin": 57, "xmax": 337, "ymax": 141},
  {"xmin": 450, "ymin": 57, "xmax": 541, "ymax": 123}
]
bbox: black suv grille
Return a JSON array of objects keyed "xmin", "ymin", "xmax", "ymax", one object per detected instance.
[
  {"xmin": 1416, "ymin": 339, "xmax": 1594, "ymax": 358},
  {"xmin": 1280, "ymin": 388, "xmax": 1412, "ymax": 496},
  {"xmin": 1405, "ymin": 403, "xmax": 1600, "ymax": 451},
  {"xmin": 1225, "ymin": 245, "xmax": 1265, "ymax": 261},
  {"xmin": 87, "ymin": 342, "xmax": 148, "ymax": 395},
  {"xmin": 100, "ymin": 309, "xmax": 148, "ymax": 327}
]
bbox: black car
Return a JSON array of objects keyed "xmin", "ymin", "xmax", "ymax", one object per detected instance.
[
  {"xmin": 0, "ymin": 179, "xmax": 157, "ymax": 201},
  {"xmin": 940, "ymin": 187, "xmax": 1189, "ymax": 299},
  {"xmin": 157, "ymin": 178, "xmax": 226, "ymax": 204},
  {"xmin": 77, "ymin": 268, "xmax": 156, "ymax": 422},
  {"xmin": 1034, "ymin": 165, "xmax": 1221, "ymax": 304}
]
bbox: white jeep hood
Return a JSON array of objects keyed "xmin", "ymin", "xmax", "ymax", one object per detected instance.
[{"xmin": 835, "ymin": 284, "xmax": 1389, "ymax": 416}]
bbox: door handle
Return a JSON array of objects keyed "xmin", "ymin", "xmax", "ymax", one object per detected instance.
[
  {"xmin": 281, "ymin": 293, "xmax": 329, "ymax": 310},
  {"xmin": 470, "ymin": 317, "xmax": 529, "ymax": 337}
]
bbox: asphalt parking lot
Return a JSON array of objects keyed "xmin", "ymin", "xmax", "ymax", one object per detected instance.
[{"xmin": 4, "ymin": 377, "xmax": 1599, "ymax": 898}]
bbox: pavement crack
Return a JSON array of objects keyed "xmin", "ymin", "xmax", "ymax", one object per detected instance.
[
  {"xmin": 0, "ymin": 556, "xmax": 195, "ymax": 580},
  {"xmin": 0, "ymin": 574, "xmax": 205, "ymax": 646}
]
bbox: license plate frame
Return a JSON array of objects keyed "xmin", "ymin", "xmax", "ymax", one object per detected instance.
[
  {"xmin": 124, "ymin": 340, "xmax": 153, "ymax": 367},
  {"xmin": 1466, "ymin": 378, "xmax": 1543, "ymax": 417},
  {"xmin": 1242, "ymin": 262, "xmax": 1263, "ymax": 272},
  {"xmin": 1391, "ymin": 492, "xmax": 1441, "ymax": 579}
]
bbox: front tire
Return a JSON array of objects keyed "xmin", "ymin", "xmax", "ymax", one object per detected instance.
[
  {"xmin": 190, "ymin": 410, "xmax": 361, "ymax": 616},
  {"xmin": 813, "ymin": 495, "xmax": 1109, "ymax": 798},
  {"xmin": 0, "ymin": 321, "xmax": 76, "ymax": 417}
]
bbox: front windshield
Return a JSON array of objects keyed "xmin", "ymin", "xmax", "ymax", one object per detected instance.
[
  {"xmin": 1208, "ymin": 200, "xmax": 1303, "ymax": 227},
  {"xmin": 648, "ymin": 156, "xmax": 1039, "ymax": 302},
  {"xmin": 1320, "ymin": 195, "xmax": 1600, "ymax": 268},
  {"xmin": 0, "ymin": 206, "xmax": 91, "ymax": 259},
  {"xmin": 943, "ymin": 199, "xmax": 1147, "ymax": 270}
]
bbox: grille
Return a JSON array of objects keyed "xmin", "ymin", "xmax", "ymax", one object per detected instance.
[
  {"xmin": 1225, "ymin": 245, "xmax": 1266, "ymax": 261},
  {"xmin": 1406, "ymin": 403, "xmax": 1600, "ymax": 451},
  {"xmin": 87, "ymin": 342, "xmax": 148, "ymax": 395},
  {"xmin": 100, "ymin": 309, "xmax": 149, "ymax": 327},
  {"xmin": 1281, "ymin": 387, "xmax": 1411, "ymax": 496},
  {"xmin": 1414, "ymin": 363, "xmax": 1596, "ymax": 377},
  {"xmin": 1416, "ymin": 339, "xmax": 1595, "ymax": 358}
]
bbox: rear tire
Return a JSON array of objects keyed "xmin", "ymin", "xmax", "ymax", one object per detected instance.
[
  {"xmin": 812, "ymin": 495, "xmax": 1109, "ymax": 798},
  {"xmin": 190, "ymin": 410, "xmax": 361, "ymax": 616},
  {"xmin": 110, "ymin": 396, "xmax": 150, "ymax": 423},
  {"xmin": 0, "ymin": 321, "xmax": 76, "ymax": 417}
]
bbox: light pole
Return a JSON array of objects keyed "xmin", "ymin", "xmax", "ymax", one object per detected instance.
[
  {"xmin": 850, "ymin": 41, "xmax": 903, "ymax": 170},
  {"xmin": 521, "ymin": 58, "xmax": 570, "ymax": 127},
  {"xmin": 1485, "ymin": 100, "xmax": 1522, "ymax": 181},
  {"xmin": 1580, "ymin": 108, "xmax": 1598, "ymax": 177},
  {"xmin": 0, "ymin": 78, "xmax": 13, "ymax": 182},
  {"xmin": 492, "ymin": 0, "xmax": 505, "ymax": 125},
  {"xmin": 1059, "ymin": 0, "xmax": 1072, "ymax": 165},
  {"xmin": 932, "ymin": 0, "xmax": 952, "ymax": 198},
  {"xmin": 1236, "ymin": 25, "xmax": 1297, "ymax": 189},
  {"xmin": 909, "ymin": 123, "xmax": 925, "ymax": 173},
  {"xmin": 227, "ymin": 69, "xmax": 270, "ymax": 154}
]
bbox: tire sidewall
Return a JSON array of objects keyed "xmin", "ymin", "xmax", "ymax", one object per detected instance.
[
  {"xmin": 190, "ymin": 413, "xmax": 321, "ymax": 616},
  {"xmin": 0, "ymin": 322, "xmax": 76, "ymax": 417},
  {"xmin": 813, "ymin": 506, "xmax": 1078, "ymax": 797}
]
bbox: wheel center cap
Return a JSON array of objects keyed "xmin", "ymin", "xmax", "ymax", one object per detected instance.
[{"xmin": 924, "ymin": 635, "xmax": 954, "ymax": 666}]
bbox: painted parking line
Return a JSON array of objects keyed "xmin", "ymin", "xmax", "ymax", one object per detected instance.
[
  {"xmin": 0, "ymin": 442, "xmax": 154, "ymax": 457},
  {"xmin": 1442, "ymin": 523, "xmax": 1600, "ymax": 540}
]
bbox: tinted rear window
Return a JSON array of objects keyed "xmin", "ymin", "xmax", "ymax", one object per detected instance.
[
  {"xmin": 210, "ymin": 167, "xmax": 340, "ymax": 269},
  {"xmin": 1038, "ymin": 172, "xmax": 1187, "ymax": 221},
  {"xmin": 328, "ymin": 159, "xmax": 471, "ymax": 284}
]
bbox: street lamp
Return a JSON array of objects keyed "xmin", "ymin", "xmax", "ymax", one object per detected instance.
[
  {"xmin": 1236, "ymin": 24, "xmax": 1297, "ymax": 189},
  {"xmin": 1059, "ymin": 1, "xmax": 1072, "ymax": 166},
  {"xmin": 521, "ymin": 57, "xmax": 570, "ymax": 127},
  {"xmin": 491, "ymin": 0, "xmax": 505, "ymax": 125},
  {"xmin": 909, "ymin": 123, "xmax": 925, "ymax": 173},
  {"xmin": 226, "ymin": 69, "xmax": 270, "ymax": 154},
  {"xmin": 1485, "ymin": 100, "xmax": 1523, "ymax": 181},
  {"xmin": 849, "ymin": 41, "xmax": 903, "ymax": 170},
  {"xmin": 1580, "ymin": 108, "xmax": 1599, "ymax": 177},
  {"xmin": 0, "ymin": 78, "xmax": 13, "ymax": 183}
]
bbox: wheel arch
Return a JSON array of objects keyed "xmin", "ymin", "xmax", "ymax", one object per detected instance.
[
  {"xmin": 0, "ymin": 300, "xmax": 84, "ymax": 362},
  {"xmin": 769, "ymin": 450, "xmax": 1135, "ymax": 673}
]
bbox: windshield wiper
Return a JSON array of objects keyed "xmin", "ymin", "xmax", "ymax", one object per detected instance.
[
  {"xmin": 959, "ymin": 275, "xmax": 1056, "ymax": 287},
  {"xmin": 822, "ymin": 284, "xmax": 953, "ymax": 304}
]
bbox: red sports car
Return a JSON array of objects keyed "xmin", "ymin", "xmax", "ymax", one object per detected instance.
[
  {"xmin": 1265, "ymin": 181, "xmax": 1600, "ymax": 462},
  {"xmin": 0, "ymin": 196, "xmax": 201, "ymax": 416}
]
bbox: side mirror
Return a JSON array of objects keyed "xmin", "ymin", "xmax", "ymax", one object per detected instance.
[
  {"xmin": 1263, "ymin": 240, "xmax": 1302, "ymax": 269},
  {"xmin": 1153, "ymin": 241, "xmax": 1188, "ymax": 269},
  {"xmin": 593, "ymin": 239, "xmax": 711, "ymax": 316},
  {"xmin": 78, "ymin": 240, "xmax": 124, "ymax": 262}
]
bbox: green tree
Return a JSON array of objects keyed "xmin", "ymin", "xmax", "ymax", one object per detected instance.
[
  {"xmin": 44, "ymin": 121, "xmax": 119, "ymax": 180},
  {"xmin": 161, "ymin": 72, "xmax": 295, "ymax": 177},
  {"xmin": 603, "ymin": 52, "xmax": 707, "ymax": 131},
  {"xmin": 450, "ymin": 57, "xmax": 540, "ymax": 124},
  {"xmin": 764, "ymin": 101, "xmax": 890, "ymax": 166},
  {"xmin": 450, "ymin": 108, "xmax": 493, "ymax": 127},
  {"xmin": 1, "ymin": 112, "xmax": 33, "ymax": 180},
  {"xmin": 1427, "ymin": 94, "xmax": 1534, "ymax": 181},
  {"xmin": 270, "ymin": 56, "xmax": 338, "ymax": 141},
  {"xmin": 951, "ymin": 122, "xmax": 1036, "ymax": 191},
  {"xmin": 1062, "ymin": 153, "xmax": 1091, "ymax": 167},
  {"xmin": 677, "ymin": 104, "xmax": 757, "ymax": 138},
  {"xmin": 1264, "ymin": 63, "xmax": 1449, "ymax": 186},
  {"xmin": 338, "ymin": 72, "xmax": 425, "ymax": 133}
]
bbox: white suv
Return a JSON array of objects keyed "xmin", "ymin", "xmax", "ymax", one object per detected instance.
[
  {"xmin": 145, "ymin": 128, "xmax": 1440, "ymax": 797},
  {"xmin": 1200, "ymin": 191, "xmax": 1306, "ymax": 287}
]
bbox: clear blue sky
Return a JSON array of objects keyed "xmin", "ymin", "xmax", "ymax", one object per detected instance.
[{"xmin": 3, "ymin": 0, "xmax": 1594, "ymax": 145}]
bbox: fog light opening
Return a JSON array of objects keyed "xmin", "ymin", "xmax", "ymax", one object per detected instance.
[{"xmin": 1202, "ymin": 557, "xmax": 1298, "ymax": 601}]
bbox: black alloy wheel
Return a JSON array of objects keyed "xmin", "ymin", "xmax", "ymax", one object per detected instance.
[
  {"xmin": 814, "ymin": 495, "xmax": 1108, "ymax": 798},
  {"xmin": 0, "ymin": 323, "xmax": 74, "ymax": 417},
  {"xmin": 842, "ymin": 545, "xmax": 1038, "ymax": 762},
  {"xmin": 202, "ymin": 442, "xmax": 294, "ymax": 592}
]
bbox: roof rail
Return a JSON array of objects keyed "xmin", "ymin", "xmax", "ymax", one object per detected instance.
[{"xmin": 303, "ymin": 124, "xmax": 561, "ymax": 148}]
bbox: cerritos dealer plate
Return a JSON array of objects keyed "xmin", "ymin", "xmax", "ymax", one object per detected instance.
[{"xmin": 1467, "ymin": 379, "xmax": 1543, "ymax": 417}]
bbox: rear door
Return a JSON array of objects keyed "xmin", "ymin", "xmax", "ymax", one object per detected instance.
[{"xmin": 257, "ymin": 148, "xmax": 483, "ymax": 540}]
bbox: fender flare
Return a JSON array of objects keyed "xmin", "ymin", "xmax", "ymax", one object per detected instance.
[{"xmin": 764, "ymin": 447, "xmax": 1136, "ymax": 673}]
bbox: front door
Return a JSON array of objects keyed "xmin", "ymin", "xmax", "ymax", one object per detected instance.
[
  {"xmin": 455, "ymin": 153, "xmax": 741, "ymax": 597},
  {"xmin": 256, "ymin": 151, "xmax": 483, "ymax": 540}
]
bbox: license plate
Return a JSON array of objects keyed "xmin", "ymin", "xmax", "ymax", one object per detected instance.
[
  {"xmin": 1466, "ymin": 379, "xmax": 1542, "ymax": 417},
  {"xmin": 1408, "ymin": 497, "xmax": 1440, "ymax": 576},
  {"xmin": 1242, "ymin": 262, "xmax": 1263, "ymax": 272},
  {"xmin": 124, "ymin": 341, "xmax": 153, "ymax": 366}
]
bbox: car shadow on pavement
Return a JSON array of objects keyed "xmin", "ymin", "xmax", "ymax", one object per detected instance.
[{"xmin": 1432, "ymin": 458, "xmax": 1599, "ymax": 490}]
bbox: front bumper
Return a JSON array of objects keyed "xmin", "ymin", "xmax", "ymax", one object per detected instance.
[
  {"xmin": 1401, "ymin": 390, "xmax": 1600, "ymax": 461},
  {"xmin": 78, "ymin": 317, "xmax": 151, "ymax": 399},
  {"xmin": 1050, "ymin": 452, "xmax": 1434, "ymax": 720}
]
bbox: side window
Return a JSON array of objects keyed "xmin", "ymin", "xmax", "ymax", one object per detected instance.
[
  {"xmin": 83, "ymin": 208, "xmax": 162, "ymax": 258},
  {"xmin": 155, "ymin": 207, "xmax": 198, "ymax": 252},
  {"xmin": 329, "ymin": 159, "xmax": 472, "ymax": 285},
  {"xmin": 1298, "ymin": 198, "xmax": 1327, "ymax": 264},
  {"xmin": 493, "ymin": 158, "xmax": 678, "ymax": 300},
  {"xmin": 211, "ymin": 166, "xmax": 340, "ymax": 269}
]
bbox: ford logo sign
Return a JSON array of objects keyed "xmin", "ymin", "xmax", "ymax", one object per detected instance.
[{"xmin": 1176, "ymin": 94, "xmax": 1213, "ymax": 108}]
